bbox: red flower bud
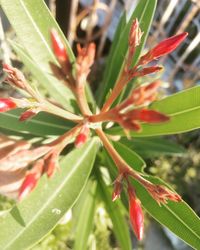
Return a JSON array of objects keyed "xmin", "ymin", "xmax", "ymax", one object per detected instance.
[
  {"xmin": 44, "ymin": 151, "xmax": 59, "ymax": 178},
  {"xmin": 129, "ymin": 66, "xmax": 163, "ymax": 79},
  {"xmin": 75, "ymin": 126, "xmax": 90, "ymax": 148},
  {"xmin": 18, "ymin": 173, "xmax": 38, "ymax": 200},
  {"xmin": 137, "ymin": 109, "xmax": 170, "ymax": 123},
  {"xmin": 139, "ymin": 32, "xmax": 188, "ymax": 65},
  {"xmin": 50, "ymin": 29, "xmax": 68, "ymax": 62},
  {"xmin": 0, "ymin": 98, "xmax": 16, "ymax": 112},
  {"xmin": 128, "ymin": 187, "xmax": 144, "ymax": 241},
  {"xmin": 18, "ymin": 159, "xmax": 43, "ymax": 200},
  {"xmin": 19, "ymin": 109, "xmax": 39, "ymax": 121}
]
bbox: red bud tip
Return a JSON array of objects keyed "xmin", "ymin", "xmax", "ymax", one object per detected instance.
[
  {"xmin": 0, "ymin": 98, "xmax": 17, "ymax": 112},
  {"xmin": 138, "ymin": 109, "xmax": 170, "ymax": 123},
  {"xmin": 19, "ymin": 109, "xmax": 38, "ymax": 121},
  {"xmin": 44, "ymin": 151, "xmax": 59, "ymax": 178},
  {"xmin": 139, "ymin": 32, "xmax": 188, "ymax": 65},
  {"xmin": 75, "ymin": 126, "xmax": 90, "ymax": 148},
  {"xmin": 18, "ymin": 173, "xmax": 38, "ymax": 200},
  {"xmin": 50, "ymin": 29, "xmax": 68, "ymax": 62},
  {"xmin": 128, "ymin": 187, "xmax": 144, "ymax": 240}
]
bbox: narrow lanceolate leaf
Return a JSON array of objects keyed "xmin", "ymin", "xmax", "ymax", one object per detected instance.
[
  {"xmin": 120, "ymin": 137, "xmax": 186, "ymax": 157},
  {"xmin": 0, "ymin": 0, "xmax": 76, "ymax": 111},
  {"xmin": 107, "ymin": 143, "xmax": 200, "ymax": 249},
  {"xmin": 108, "ymin": 86, "xmax": 200, "ymax": 137},
  {"xmin": 113, "ymin": 141, "xmax": 146, "ymax": 173},
  {"xmin": 73, "ymin": 180, "xmax": 97, "ymax": 250},
  {"xmin": 0, "ymin": 138, "xmax": 99, "ymax": 250},
  {"xmin": 98, "ymin": 174, "xmax": 132, "ymax": 250},
  {"xmin": 97, "ymin": 0, "xmax": 157, "ymax": 106},
  {"xmin": 0, "ymin": 109, "xmax": 72, "ymax": 136}
]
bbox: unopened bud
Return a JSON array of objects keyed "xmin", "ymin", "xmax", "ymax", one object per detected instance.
[
  {"xmin": 129, "ymin": 66, "xmax": 163, "ymax": 79},
  {"xmin": 139, "ymin": 32, "xmax": 188, "ymax": 65},
  {"xmin": 75, "ymin": 126, "xmax": 90, "ymax": 148},
  {"xmin": 0, "ymin": 98, "xmax": 17, "ymax": 112},
  {"xmin": 50, "ymin": 29, "xmax": 71, "ymax": 74},
  {"xmin": 19, "ymin": 109, "xmax": 39, "ymax": 121},
  {"xmin": 128, "ymin": 187, "xmax": 144, "ymax": 241},
  {"xmin": 18, "ymin": 173, "xmax": 38, "ymax": 200},
  {"xmin": 18, "ymin": 160, "xmax": 44, "ymax": 200},
  {"xmin": 44, "ymin": 151, "xmax": 59, "ymax": 178},
  {"xmin": 137, "ymin": 109, "xmax": 170, "ymax": 123},
  {"xmin": 50, "ymin": 29, "xmax": 68, "ymax": 62}
]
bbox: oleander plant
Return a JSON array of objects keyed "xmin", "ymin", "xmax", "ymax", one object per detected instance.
[{"xmin": 0, "ymin": 0, "xmax": 200, "ymax": 249}]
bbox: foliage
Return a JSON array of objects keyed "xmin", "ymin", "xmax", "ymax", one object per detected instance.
[{"xmin": 0, "ymin": 0, "xmax": 200, "ymax": 249}]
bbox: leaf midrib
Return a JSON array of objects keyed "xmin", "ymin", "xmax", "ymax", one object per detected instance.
[
  {"xmin": 163, "ymin": 203, "xmax": 200, "ymax": 245},
  {"xmin": 0, "ymin": 112, "xmax": 67, "ymax": 131},
  {"xmin": 155, "ymin": 104, "xmax": 200, "ymax": 117},
  {"xmin": 19, "ymin": 0, "xmax": 56, "ymax": 65},
  {"xmin": 3, "ymin": 139, "xmax": 97, "ymax": 249}
]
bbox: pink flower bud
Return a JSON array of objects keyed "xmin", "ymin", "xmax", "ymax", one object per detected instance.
[
  {"xmin": 50, "ymin": 29, "xmax": 68, "ymax": 62},
  {"xmin": 139, "ymin": 32, "xmax": 188, "ymax": 65},
  {"xmin": 129, "ymin": 66, "xmax": 163, "ymax": 79},
  {"xmin": 18, "ymin": 173, "xmax": 38, "ymax": 200},
  {"xmin": 18, "ymin": 159, "xmax": 43, "ymax": 200},
  {"xmin": 44, "ymin": 151, "xmax": 59, "ymax": 178},
  {"xmin": 19, "ymin": 109, "xmax": 39, "ymax": 121},
  {"xmin": 128, "ymin": 187, "xmax": 144, "ymax": 241},
  {"xmin": 0, "ymin": 98, "xmax": 17, "ymax": 112},
  {"xmin": 75, "ymin": 126, "xmax": 90, "ymax": 148},
  {"xmin": 137, "ymin": 109, "xmax": 170, "ymax": 123}
]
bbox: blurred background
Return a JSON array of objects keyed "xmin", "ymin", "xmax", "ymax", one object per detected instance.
[{"xmin": 0, "ymin": 0, "xmax": 200, "ymax": 249}]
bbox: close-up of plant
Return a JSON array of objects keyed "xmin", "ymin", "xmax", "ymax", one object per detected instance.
[{"xmin": 0, "ymin": 0, "xmax": 200, "ymax": 249}]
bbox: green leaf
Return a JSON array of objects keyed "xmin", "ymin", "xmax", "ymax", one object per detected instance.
[
  {"xmin": 108, "ymin": 86, "xmax": 200, "ymax": 137},
  {"xmin": 120, "ymin": 137, "xmax": 186, "ymax": 157},
  {"xmin": 0, "ymin": 138, "xmax": 99, "ymax": 250},
  {"xmin": 98, "ymin": 173, "xmax": 132, "ymax": 250},
  {"xmin": 96, "ymin": 12, "xmax": 126, "ymax": 100},
  {"xmin": 10, "ymin": 41, "xmax": 77, "ymax": 111},
  {"xmin": 0, "ymin": 109, "xmax": 72, "ymax": 137},
  {"xmin": 97, "ymin": 0, "xmax": 157, "ymax": 106},
  {"xmin": 73, "ymin": 180, "xmax": 97, "ymax": 250},
  {"xmin": 113, "ymin": 141, "xmax": 146, "ymax": 173},
  {"xmin": 0, "ymin": 0, "xmax": 75, "ymax": 111}
]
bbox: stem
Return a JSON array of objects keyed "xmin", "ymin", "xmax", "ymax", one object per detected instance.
[
  {"xmin": 88, "ymin": 109, "xmax": 117, "ymax": 123},
  {"xmin": 49, "ymin": 123, "xmax": 82, "ymax": 148},
  {"xmin": 95, "ymin": 128, "xmax": 131, "ymax": 173},
  {"xmin": 96, "ymin": 128, "xmax": 154, "ymax": 188},
  {"xmin": 101, "ymin": 73, "xmax": 128, "ymax": 112},
  {"xmin": 75, "ymin": 86, "xmax": 92, "ymax": 116}
]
